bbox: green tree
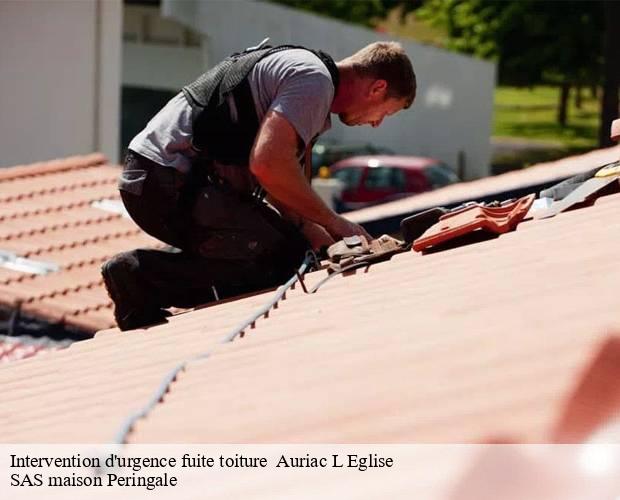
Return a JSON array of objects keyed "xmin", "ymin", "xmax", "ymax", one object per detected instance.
[
  {"xmin": 269, "ymin": 0, "xmax": 617, "ymax": 144},
  {"xmin": 416, "ymin": 0, "xmax": 608, "ymax": 132},
  {"xmin": 269, "ymin": 0, "xmax": 388, "ymax": 27},
  {"xmin": 600, "ymin": 0, "xmax": 620, "ymax": 146},
  {"xmin": 269, "ymin": 0, "xmax": 421, "ymax": 28}
]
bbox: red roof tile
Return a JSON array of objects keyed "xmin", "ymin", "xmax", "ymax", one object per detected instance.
[
  {"xmin": 412, "ymin": 194, "xmax": 534, "ymax": 252},
  {"xmin": 0, "ymin": 154, "xmax": 163, "ymax": 334},
  {"xmin": 0, "ymin": 153, "xmax": 106, "ymax": 181}
]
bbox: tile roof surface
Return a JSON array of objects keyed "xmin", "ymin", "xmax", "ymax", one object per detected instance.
[
  {"xmin": 0, "ymin": 153, "xmax": 619, "ymax": 444},
  {"xmin": 0, "ymin": 335, "xmax": 70, "ymax": 365},
  {"xmin": 0, "ymin": 154, "xmax": 163, "ymax": 334}
]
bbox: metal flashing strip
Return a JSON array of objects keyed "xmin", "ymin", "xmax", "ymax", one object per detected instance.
[
  {"xmin": 533, "ymin": 176, "xmax": 620, "ymax": 220},
  {"xmin": 91, "ymin": 199, "xmax": 130, "ymax": 218},
  {"xmin": 0, "ymin": 250, "xmax": 60, "ymax": 275}
]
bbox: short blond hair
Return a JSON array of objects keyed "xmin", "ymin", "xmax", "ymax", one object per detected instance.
[{"xmin": 347, "ymin": 41, "xmax": 416, "ymax": 108}]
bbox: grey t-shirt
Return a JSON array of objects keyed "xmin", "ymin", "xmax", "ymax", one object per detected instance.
[{"xmin": 129, "ymin": 48, "xmax": 334, "ymax": 173}]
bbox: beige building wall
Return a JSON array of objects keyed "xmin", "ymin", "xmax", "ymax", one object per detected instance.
[
  {"xmin": 122, "ymin": 4, "xmax": 204, "ymax": 91},
  {"xmin": 0, "ymin": 0, "xmax": 121, "ymax": 167}
]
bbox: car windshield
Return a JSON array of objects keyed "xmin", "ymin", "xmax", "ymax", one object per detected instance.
[
  {"xmin": 332, "ymin": 167, "xmax": 364, "ymax": 190},
  {"xmin": 363, "ymin": 166, "xmax": 407, "ymax": 190},
  {"xmin": 425, "ymin": 163, "xmax": 460, "ymax": 188}
]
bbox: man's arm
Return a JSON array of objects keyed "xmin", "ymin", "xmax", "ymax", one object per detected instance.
[
  {"xmin": 250, "ymin": 110, "xmax": 371, "ymax": 240},
  {"xmin": 267, "ymin": 194, "xmax": 335, "ymax": 251}
]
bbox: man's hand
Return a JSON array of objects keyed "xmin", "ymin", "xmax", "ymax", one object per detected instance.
[
  {"xmin": 324, "ymin": 215, "xmax": 372, "ymax": 241},
  {"xmin": 301, "ymin": 221, "xmax": 335, "ymax": 252}
]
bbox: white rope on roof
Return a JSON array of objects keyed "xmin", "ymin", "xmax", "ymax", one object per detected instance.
[{"xmin": 112, "ymin": 251, "xmax": 319, "ymax": 445}]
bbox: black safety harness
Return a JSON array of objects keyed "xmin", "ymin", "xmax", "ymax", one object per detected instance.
[{"xmin": 182, "ymin": 44, "xmax": 340, "ymax": 168}]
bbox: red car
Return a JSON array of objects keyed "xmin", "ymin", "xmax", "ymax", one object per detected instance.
[{"xmin": 330, "ymin": 155, "xmax": 460, "ymax": 212}]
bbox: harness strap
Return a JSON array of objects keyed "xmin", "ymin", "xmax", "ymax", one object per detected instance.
[{"xmin": 183, "ymin": 44, "xmax": 339, "ymax": 168}]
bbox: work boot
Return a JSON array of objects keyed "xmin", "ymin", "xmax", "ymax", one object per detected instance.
[{"xmin": 101, "ymin": 252, "xmax": 170, "ymax": 331}]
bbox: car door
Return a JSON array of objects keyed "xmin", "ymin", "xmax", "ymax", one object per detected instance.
[
  {"xmin": 332, "ymin": 166, "xmax": 366, "ymax": 206},
  {"xmin": 358, "ymin": 166, "xmax": 408, "ymax": 204}
]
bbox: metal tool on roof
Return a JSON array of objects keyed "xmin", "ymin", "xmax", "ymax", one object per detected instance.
[
  {"xmin": 525, "ymin": 196, "xmax": 554, "ymax": 218},
  {"xmin": 0, "ymin": 250, "xmax": 60, "ymax": 275},
  {"xmin": 539, "ymin": 166, "xmax": 601, "ymax": 201},
  {"xmin": 412, "ymin": 194, "xmax": 535, "ymax": 252},
  {"xmin": 533, "ymin": 163, "xmax": 620, "ymax": 220},
  {"xmin": 91, "ymin": 199, "xmax": 131, "ymax": 218}
]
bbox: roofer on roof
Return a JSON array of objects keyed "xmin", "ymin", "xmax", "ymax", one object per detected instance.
[{"xmin": 101, "ymin": 40, "xmax": 416, "ymax": 331}]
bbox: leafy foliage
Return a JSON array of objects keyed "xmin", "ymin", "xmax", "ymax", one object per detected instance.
[
  {"xmin": 269, "ymin": 0, "xmax": 387, "ymax": 27},
  {"xmin": 269, "ymin": 0, "xmax": 421, "ymax": 28},
  {"xmin": 415, "ymin": 0, "xmax": 605, "ymax": 86}
]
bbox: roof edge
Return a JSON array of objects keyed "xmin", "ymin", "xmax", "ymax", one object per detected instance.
[{"xmin": 0, "ymin": 153, "xmax": 108, "ymax": 182}]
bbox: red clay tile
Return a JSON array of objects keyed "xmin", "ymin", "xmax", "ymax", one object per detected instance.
[
  {"xmin": 0, "ymin": 263, "xmax": 104, "ymax": 306},
  {"xmin": 0, "ymin": 170, "xmax": 116, "ymax": 204},
  {"xmin": 412, "ymin": 194, "xmax": 535, "ymax": 252},
  {"xmin": 20, "ymin": 282, "xmax": 111, "ymax": 318},
  {"xmin": 0, "ymin": 210, "xmax": 121, "ymax": 241},
  {"xmin": 26, "ymin": 233, "xmax": 163, "ymax": 268},
  {"xmin": 0, "ymin": 268, "xmax": 24, "ymax": 284},
  {"xmin": 67, "ymin": 307, "xmax": 116, "ymax": 332},
  {"xmin": 0, "ymin": 153, "xmax": 106, "ymax": 181},
  {"xmin": 0, "ymin": 155, "xmax": 161, "ymax": 334}
]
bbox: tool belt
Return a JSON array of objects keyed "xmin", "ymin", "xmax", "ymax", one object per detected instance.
[{"xmin": 326, "ymin": 235, "xmax": 407, "ymax": 272}]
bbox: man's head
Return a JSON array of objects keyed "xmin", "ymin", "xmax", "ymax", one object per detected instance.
[{"xmin": 332, "ymin": 42, "xmax": 416, "ymax": 128}]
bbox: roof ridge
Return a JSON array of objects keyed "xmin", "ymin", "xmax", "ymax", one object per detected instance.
[
  {"xmin": 0, "ymin": 212, "xmax": 121, "ymax": 241},
  {"xmin": 23, "ymin": 228, "xmax": 141, "ymax": 257},
  {"xmin": 0, "ymin": 176, "xmax": 116, "ymax": 203},
  {"xmin": 0, "ymin": 191, "xmax": 118, "ymax": 222},
  {"xmin": 22, "ymin": 278, "xmax": 104, "ymax": 304},
  {"xmin": 0, "ymin": 153, "xmax": 108, "ymax": 182}
]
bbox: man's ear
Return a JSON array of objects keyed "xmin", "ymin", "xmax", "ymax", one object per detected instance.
[{"xmin": 369, "ymin": 79, "xmax": 388, "ymax": 98}]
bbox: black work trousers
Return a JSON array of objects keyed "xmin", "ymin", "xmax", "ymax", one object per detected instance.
[{"xmin": 117, "ymin": 151, "xmax": 310, "ymax": 309}]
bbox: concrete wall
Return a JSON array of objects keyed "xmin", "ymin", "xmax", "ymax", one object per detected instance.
[
  {"xmin": 0, "ymin": 0, "xmax": 121, "ymax": 167},
  {"xmin": 162, "ymin": 0, "xmax": 496, "ymax": 179},
  {"xmin": 122, "ymin": 4, "xmax": 204, "ymax": 91},
  {"xmin": 123, "ymin": 43, "xmax": 204, "ymax": 91}
]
